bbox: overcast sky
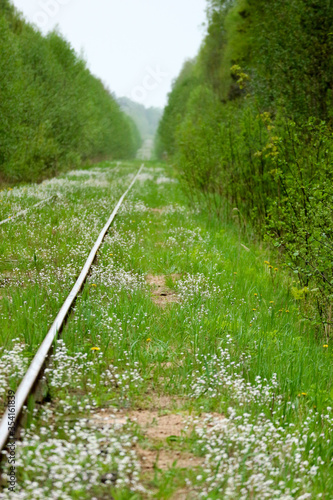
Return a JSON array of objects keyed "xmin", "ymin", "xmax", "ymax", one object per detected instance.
[{"xmin": 11, "ymin": 0, "xmax": 207, "ymax": 109}]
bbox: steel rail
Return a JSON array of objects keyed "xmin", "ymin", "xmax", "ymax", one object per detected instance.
[
  {"xmin": 0, "ymin": 196, "xmax": 55, "ymax": 226},
  {"xmin": 0, "ymin": 164, "xmax": 144, "ymax": 453}
]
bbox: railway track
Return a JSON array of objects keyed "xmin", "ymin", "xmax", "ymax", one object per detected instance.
[
  {"xmin": 1, "ymin": 161, "xmax": 329, "ymax": 499},
  {"xmin": 0, "ymin": 196, "xmax": 55, "ymax": 226},
  {"xmin": 0, "ymin": 164, "xmax": 144, "ymax": 455}
]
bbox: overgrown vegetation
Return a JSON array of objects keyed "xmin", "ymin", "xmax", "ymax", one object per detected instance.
[
  {"xmin": 2, "ymin": 162, "xmax": 333, "ymax": 498},
  {"xmin": 156, "ymin": 0, "xmax": 333, "ymax": 330},
  {"xmin": 0, "ymin": 0, "xmax": 141, "ymax": 184}
]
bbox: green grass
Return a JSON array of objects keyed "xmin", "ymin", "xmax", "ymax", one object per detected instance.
[{"xmin": 1, "ymin": 161, "xmax": 333, "ymax": 499}]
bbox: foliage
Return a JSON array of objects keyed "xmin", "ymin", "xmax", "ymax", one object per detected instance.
[
  {"xmin": 266, "ymin": 119, "xmax": 333, "ymax": 329},
  {"xmin": 155, "ymin": 59, "xmax": 199, "ymax": 158},
  {"xmin": 0, "ymin": 1, "xmax": 140, "ymax": 183},
  {"xmin": 156, "ymin": 0, "xmax": 333, "ymax": 328},
  {"xmin": 176, "ymin": 85, "xmax": 225, "ymax": 213},
  {"xmin": 248, "ymin": 0, "xmax": 333, "ymax": 119}
]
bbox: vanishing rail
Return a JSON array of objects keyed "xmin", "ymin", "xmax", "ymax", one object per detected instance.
[{"xmin": 0, "ymin": 164, "xmax": 144, "ymax": 453}]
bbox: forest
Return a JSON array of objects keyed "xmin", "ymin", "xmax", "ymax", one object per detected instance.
[
  {"xmin": 118, "ymin": 97, "xmax": 162, "ymax": 142},
  {"xmin": 157, "ymin": 0, "xmax": 333, "ymax": 331},
  {"xmin": 0, "ymin": 0, "xmax": 141, "ymax": 184}
]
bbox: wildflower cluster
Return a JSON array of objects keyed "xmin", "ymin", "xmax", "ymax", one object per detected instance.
[
  {"xmin": 0, "ymin": 406, "xmax": 143, "ymax": 499},
  {"xmin": 189, "ymin": 342, "xmax": 280, "ymax": 408},
  {"xmin": 166, "ymin": 227, "xmax": 205, "ymax": 249},
  {"xmin": 45, "ymin": 341, "xmax": 143, "ymax": 401},
  {"xmin": 177, "ymin": 273, "xmax": 222, "ymax": 306},
  {"xmin": 0, "ymin": 342, "xmax": 28, "ymax": 409},
  {"xmin": 88, "ymin": 262, "xmax": 145, "ymax": 294},
  {"xmin": 105, "ymin": 226, "xmax": 138, "ymax": 251},
  {"xmin": 119, "ymin": 200, "xmax": 150, "ymax": 214},
  {"xmin": 101, "ymin": 363, "xmax": 143, "ymax": 400},
  {"xmin": 190, "ymin": 409, "xmax": 327, "ymax": 499},
  {"xmin": 44, "ymin": 340, "xmax": 95, "ymax": 390}
]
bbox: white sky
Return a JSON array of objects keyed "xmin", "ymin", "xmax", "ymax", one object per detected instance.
[{"xmin": 11, "ymin": 0, "xmax": 207, "ymax": 108}]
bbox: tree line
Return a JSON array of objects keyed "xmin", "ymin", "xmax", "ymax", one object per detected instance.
[
  {"xmin": 156, "ymin": 0, "xmax": 333, "ymax": 330},
  {"xmin": 0, "ymin": 0, "xmax": 141, "ymax": 183},
  {"xmin": 118, "ymin": 97, "xmax": 162, "ymax": 141}
]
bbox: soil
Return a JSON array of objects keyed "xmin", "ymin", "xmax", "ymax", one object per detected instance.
[
  {"xmin": 137, "ymin": 446, "xmax": 202, "ymax": 471},
  {"xmin": 91, "ymin": 398, "xmax": 204, "ymax": 475},
  {"xmin": 145, "ymin": 274, "xmax": 181, "ymax": 307},
  {"xmin": 90, "ymin": 395, "xmax": 225, "ymax": 498}
]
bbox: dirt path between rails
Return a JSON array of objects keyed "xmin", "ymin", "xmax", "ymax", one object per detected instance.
[{"xmin": 145, "ymin": 274, "xmax": 181, "ymax": 307}]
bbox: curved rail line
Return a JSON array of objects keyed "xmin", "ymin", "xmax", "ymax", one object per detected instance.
[
  {"xmin": 0, "ymin": 164, "xmax": 144, "ymax": 453},
  {"xmin": 0, "ymin": 196, "xmax": 55, "ymax": 226}
]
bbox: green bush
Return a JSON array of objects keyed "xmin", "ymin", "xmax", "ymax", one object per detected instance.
[{"xmin": 266, "ymin": 120, "xmax": 333, "ymax": 328}]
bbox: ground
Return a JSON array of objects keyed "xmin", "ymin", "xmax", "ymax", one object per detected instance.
[{"xmin": 0, "ymin": 161, "xmax": 332, "ymax": 499}]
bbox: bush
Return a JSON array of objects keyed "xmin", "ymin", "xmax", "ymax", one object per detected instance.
[{"xmin": 266, "ymin": 120, "xmax": 333, "ymax": 329}]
